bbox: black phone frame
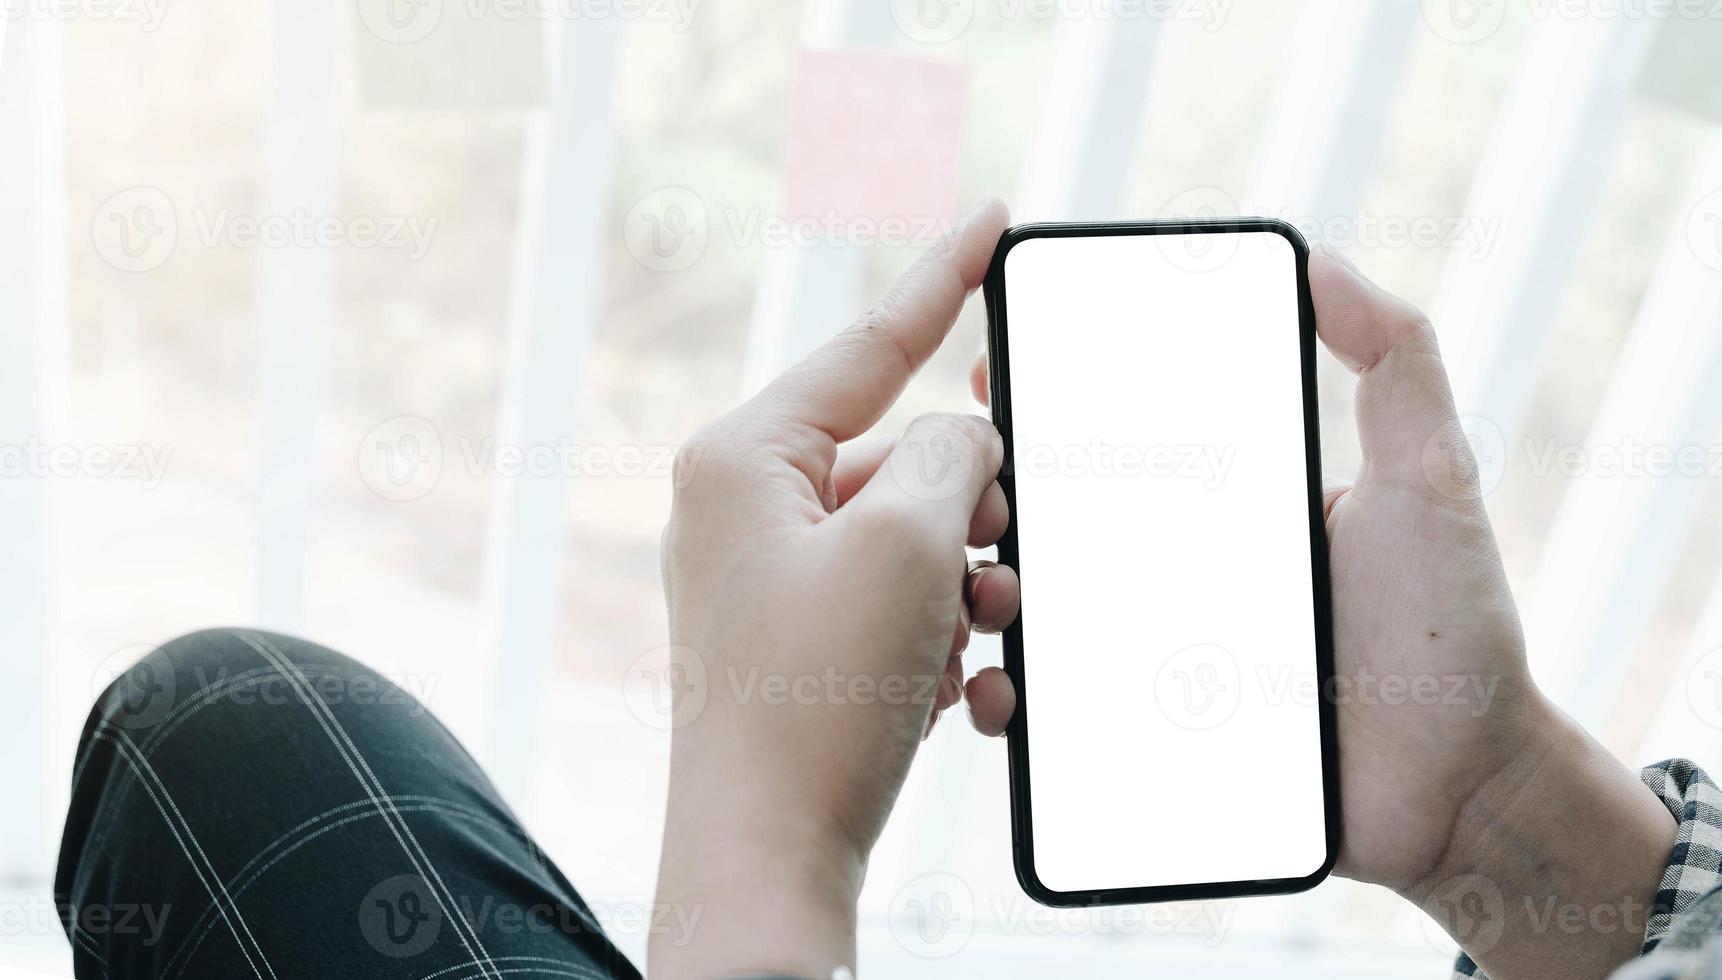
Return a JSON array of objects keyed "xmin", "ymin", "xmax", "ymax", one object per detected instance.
[{"xmin": 982, "ymin": 218, "xmax": 1342, "ymax": 908}]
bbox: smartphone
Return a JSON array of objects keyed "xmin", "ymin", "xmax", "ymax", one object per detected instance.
[{"xmin": 982, "ymin": 219, "xmax": 1340, "ymax": 907}]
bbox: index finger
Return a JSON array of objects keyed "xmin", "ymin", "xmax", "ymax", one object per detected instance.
[{"xmin": 747, "ymin": 196, "xmax": 1010, "ymax": 442}]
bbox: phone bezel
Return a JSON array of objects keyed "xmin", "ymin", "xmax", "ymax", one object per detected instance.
[{"xmin": 982, "ymin": 218, "xmax": 1342, "ymax": 908}]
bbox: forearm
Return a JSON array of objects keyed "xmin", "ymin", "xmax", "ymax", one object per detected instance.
[
  {"xmin": 648, "ymin": 759, "xmax": 863, "ymax": 979},
  {"xmin": 1408, "ymin": 696, "xmax": 1675, "ymax": 980}
]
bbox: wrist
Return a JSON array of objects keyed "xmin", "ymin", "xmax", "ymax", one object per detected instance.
[
  {"xmin": 1405, "ymin": 693, "xmax": 1675, "ymax": 979},
  {"xmin": 650, "ymin": 771, "xmax": 866, "ymax": 979},
  {"xmin": 1401, "ymin": 689, "xmax": 1567, "ymax": 904}
]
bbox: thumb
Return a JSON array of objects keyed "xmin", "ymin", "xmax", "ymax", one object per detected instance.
[
  {"xmin": 1308, "ymin": 249, "xmax": 1475, "ymax": 497},
  {"xmin": 846, "ymin": 412, "xmax": 1003, "ymax": 547},
  {"xmin": 743, "ymin": 197, "xmax": 1010, "ymax": 443}
]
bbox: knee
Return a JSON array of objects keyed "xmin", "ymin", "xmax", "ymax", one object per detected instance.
[{"xmin": 90, "ymin": 626, "xmax": 382, "ymax": 735}]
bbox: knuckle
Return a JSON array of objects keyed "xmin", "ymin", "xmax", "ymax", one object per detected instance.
[
  {"xmin": 1388, "ymin": 299, "xmax": 1439, "ymax": 347},
  {"xmin": 910, "ymin": 412, "xmax": 999, "ymax": 465},
  {"xmin": 845, "ymin": 292, "xmax": 918, "ymax": 371},
  {"xmin": 671, "ymin": 422, "xmax": 740, "ymax": 498},
  {"xmin": 671, "ymin": 434, "xmax": 710, "ymax": 491},
  {"xmin": 856, "ymin": 288, "xmax": 910, "ymax": 334}
]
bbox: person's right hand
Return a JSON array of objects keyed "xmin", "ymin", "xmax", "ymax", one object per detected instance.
[{"xmin": 965, "ymin": 247, "xmax": 1674, "ymax": 980}]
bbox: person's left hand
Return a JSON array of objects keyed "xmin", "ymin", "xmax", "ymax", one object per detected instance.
[{"xmin": 651, "ymin": 198, "xmax": 1020, "ymax": 979}]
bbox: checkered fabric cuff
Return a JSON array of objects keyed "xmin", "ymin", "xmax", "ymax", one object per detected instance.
[{"xmin": 1452, "ymin": 760, "xmax": 1722, "ymax": 980}]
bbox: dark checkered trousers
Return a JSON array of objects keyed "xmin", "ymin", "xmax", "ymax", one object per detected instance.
[{"xmin": 57, "ymin": 627, "xmax": 1722, "ymax": 980}]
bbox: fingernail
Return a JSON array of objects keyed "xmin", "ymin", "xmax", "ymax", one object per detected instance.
[{"xmin": 966, "ymin": 560, "xmax": 996, "ymax": 603}]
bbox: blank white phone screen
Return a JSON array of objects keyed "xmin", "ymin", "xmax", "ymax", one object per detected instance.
[{"xmin": 1002, "ymin": 230, "xmax": 1329, "ymax": 895}]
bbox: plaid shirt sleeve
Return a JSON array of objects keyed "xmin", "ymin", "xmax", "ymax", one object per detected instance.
[{"xmin": 1452, "ymin": 759, "xmax": 1722, "ymax": 980}]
